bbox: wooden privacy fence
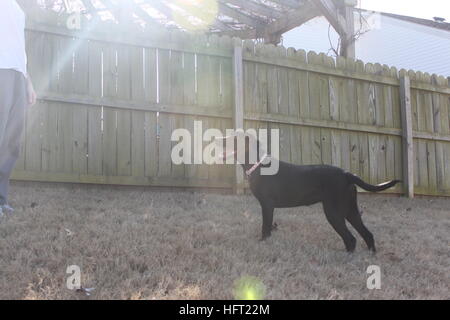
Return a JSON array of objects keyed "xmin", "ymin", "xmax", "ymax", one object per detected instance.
[
  {"xmin": 239, "ymin": 43, "xmax": 450, "ymax": 197},
  {"xmin": 11, "ymin": 11, "xmax": 450, "ymax": 197}
]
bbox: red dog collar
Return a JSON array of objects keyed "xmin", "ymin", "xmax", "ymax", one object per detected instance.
[{"xmin": 245, "ymin": 154, "xmax": 268, "ymax": 177}]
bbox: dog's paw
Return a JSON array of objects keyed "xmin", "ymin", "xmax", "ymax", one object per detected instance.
[{"xmin": 259, "ymin": 233, "xmax": 271, "ymax": 241}]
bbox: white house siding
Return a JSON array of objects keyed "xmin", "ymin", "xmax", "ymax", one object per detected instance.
[
  {"xmin": 282, "ymin": 13, "xmax": 450, "ymax": 77},
  {"xmin": 282, "ymin": 16, "xmax": 341, "ymax": 57}
]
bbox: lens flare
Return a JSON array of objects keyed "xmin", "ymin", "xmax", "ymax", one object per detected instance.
[
  {"xmin": 173, "ymin": 0, "xmax": 218, "ymax": 32},
  {"xmin": 233, "ymin": 276, "xmax": 266, "ymax": 300}
]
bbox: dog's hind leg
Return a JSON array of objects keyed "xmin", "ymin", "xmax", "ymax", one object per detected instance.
[
  {"xmin": 322, "ymin": 201, "xmax": 356, "ymax": 253},
  {"xmin": 345, "ymin": 187, "xmax": 376, "ymax": 252},
  {"xmin": 346, "ymin": 209, "xmax": 376, "ymax": 252},
  {"xmin": 260, "ymin": 204, "xmax": 274, "ymax": 241}
]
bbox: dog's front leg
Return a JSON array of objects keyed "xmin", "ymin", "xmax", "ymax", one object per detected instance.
[{"xmin": 260, "ymin": 204, "xmax": 274, "ymax": 241}]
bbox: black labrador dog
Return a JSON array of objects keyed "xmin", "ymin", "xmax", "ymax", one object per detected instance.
[{"xmin": 221, "ymin": 134, "xmax": 400, "ymax": 253}]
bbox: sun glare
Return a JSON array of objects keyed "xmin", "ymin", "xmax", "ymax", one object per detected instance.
[
  {"xmin": 233, "ymin": 276, "xmax": 266, "ymax": 300},
  {"xmin": 172, "ymin": 0, "xmax": 219, "ymax": 32}
]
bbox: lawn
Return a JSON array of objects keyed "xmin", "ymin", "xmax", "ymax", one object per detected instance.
[{"xmin": 0, "ymin": 182, "xmax": 448, "ymax": 299}]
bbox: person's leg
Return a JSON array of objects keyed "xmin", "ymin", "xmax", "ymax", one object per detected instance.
[{"xmin": 0, "ymin": 70, "xmax": 27, "ymax": 206}]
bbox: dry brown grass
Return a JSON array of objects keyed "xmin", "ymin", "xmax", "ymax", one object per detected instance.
[{"xmin": 0, "ymin": 182, "xmax": 449, "ymax": 300}]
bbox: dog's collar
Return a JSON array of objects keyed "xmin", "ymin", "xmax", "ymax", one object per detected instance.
[{"xmin": 245, "ymin": 154, "xmax": 268, "ymax": 177}]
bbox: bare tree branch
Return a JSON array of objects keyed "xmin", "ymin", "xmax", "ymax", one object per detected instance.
[{"xmin": 328, "ymin": 8, "xmax": 370, "ymax": 58}]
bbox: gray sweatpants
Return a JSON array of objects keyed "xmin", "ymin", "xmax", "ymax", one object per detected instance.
[{"xmin": 0, "ymin": 69, "xmax": 27, "ymax": 205}]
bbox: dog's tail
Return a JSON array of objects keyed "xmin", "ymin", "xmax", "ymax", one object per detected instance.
[{"xmin": 346, "ymin": 173, "xmax": 401, "ymax": 192}]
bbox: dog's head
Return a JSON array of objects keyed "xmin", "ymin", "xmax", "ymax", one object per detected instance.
[
  {"xmin": 215, "ymin": 130, "xmax": 279, "ymax": 176},
  {"xmin": 215, "ymin": 131, "xmax": 264, "ymax": 165}
]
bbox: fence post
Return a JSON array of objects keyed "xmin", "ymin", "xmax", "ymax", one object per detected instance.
[
  {"xmin": 399, "ymin": 75, "xmax": 414, "ymax": 198},
  {"xmin": 343, "ymin": 1, "xmax": 356, "ymax": 59},
  {"xmin": 233, "ymin": 42, "xmax": 245, "ymax": 195}
]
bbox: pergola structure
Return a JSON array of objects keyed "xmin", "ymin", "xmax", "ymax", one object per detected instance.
[{"xmin": 37, "ymin": 0, "xmax": 357, "ymax": 57}]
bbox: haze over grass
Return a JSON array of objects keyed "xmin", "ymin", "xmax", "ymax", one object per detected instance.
[{"xmin": 0, "ymin": 182, "xmax": 448, "ymax": 299}]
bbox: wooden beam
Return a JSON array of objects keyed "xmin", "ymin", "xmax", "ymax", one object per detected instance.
[
  {"xmin": 312, "ymin": 0, "xmax": 348, "ymax": 37},
  {"xmin": 26, "ymin": 20, "xmax": 234, "ymax": 58},
  {"xmin": 340, "ymin": 3, "xmax": 355, "ymax": 58},
  {"xmin": 214, "ymin": 28, "xmax": 257, "ymax": 39},
  {"xmin": 11, "ymin": 171, "xmax": 234, "ymax": 189},
  {"xmin": 143, "ymin": 0, "xmax": 210, "ymax": 30},
  {"xmin": 99, "ymin": 0, "xmax": 161, "ymax": 28},
  {"xmin": 171, "ymin": 1, "xmax": 232, "ymax": 30},
  {"xmin": 267, "ymin": 0, "xmax": 302, "ymax": 8},
  {"xmin": 217, "ymin": 1, "xmax": 319, "ymax": 42},
  {"xmin": 38, "ymin": 91, "xmax": 233, "ymax": 119},
  {"xmin": 263, "ymin": 1, "xmax": 319, "ymax": 42},
  {"xmin": 218, "ymin": 2, "xmax": 265, "ymax": 29},
  {"xmin": 223, "ymin": 0, "xmax": 283, "ymax": 19},
  {"xmin": 131, "ymin": 2, "xmax": 164, "ymax": 28},
  {"xmin": 246, "ymin": 111, "xmax": 450, "ymax": 142},
  {"xmin": 144, "ymin": 0, "xmax": 174, "ymax": 20},
  {"xmin": 144, "ymin": 0, "xmax": 231, "ymax": 31},
  {"xmin": 97, "ymin": 0, "xmax": 118, "ymax": 20},
  {"xmin": 244, "ymin": 54, "xmax": 450, "ymax": 95},
  {"xmin": 400, "ymin": 75, "xmax": 414, "ymax": 198},
  {"xmin": 36, "ymin": 91, "xmax": 450, "ymax": 143}
]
